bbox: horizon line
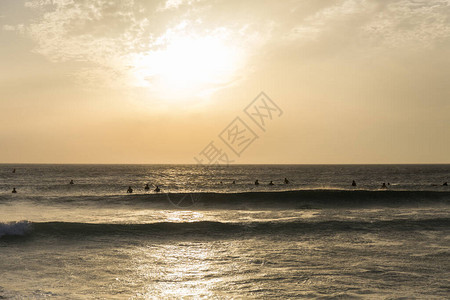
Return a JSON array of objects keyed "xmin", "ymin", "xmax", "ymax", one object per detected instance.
[{"xmin": 1, "ymin": 162, "xmax": 449, "ymax": 166}]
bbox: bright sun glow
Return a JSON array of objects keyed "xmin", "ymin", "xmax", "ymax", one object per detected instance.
[{"xmin": 132, "ymin": 31, "xmax": 243, "ymax": 100}]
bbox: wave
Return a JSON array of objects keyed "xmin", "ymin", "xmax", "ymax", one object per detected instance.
[
  {"xmin": 59, "ymin": 190, "xmax": 450, "ymax": 208},
  {"xmin": 0, "ymin": 221, "xmax": 31, "ymax": 238},
  {"xmin": 1, "ymin": 218, "xmax": 449, "ymax": 239},
  {"xmin": 171, "ymin": 190, "xmax": 450, "ymax": 208},
  {"xmin": 2, "ymin": 190, "xmax": 449, "ymax": 209}
]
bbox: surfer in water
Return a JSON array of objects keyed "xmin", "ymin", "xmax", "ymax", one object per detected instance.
[
  {"xmin": 352, "ymin": 180, "xmax": 357, "ymax": 187},
  {"xmin": 232, "ymin": 180, "xmax": 236, "ymax": 185},
  {"xmin": 255, "ymin": 180, "xmax": 259, "ymax": 185},
  {"xmin": 284, "ymin": 178, "xmax": 289, "ymax": 184},
  {"xmin": 444, "ymin": 182, "xmax": 448, "ymax": 186},
  {"xmin": 269, "ymin": 181, "xmax": 274, "ymax": 186},
  {"xmin": 144, "ymin": 184, "xmax": 150, "ymax": 190},
  {"xmin": 12, "ymin": 188, "xmax": 17, "ymax": 193},
  {"xmin": 12, "ymin": 168, "xmax": 16, "ymax": 173},
  {"xmin": 127, "ymin": 186, "xmax": 133, "ymax": 193},
  {"xmin": 381, "ymin": 182, "xmax": 387, "ymax": 189},
  {"xmin": 69, "ymin": 180, "xmax": 74, "ymax": 185},
  {"xmin": 154, "ymin": 186, "xmax": 161, "ymax": 192}
]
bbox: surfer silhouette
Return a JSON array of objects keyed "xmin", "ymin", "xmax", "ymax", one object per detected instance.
[
  {"xmin": 255, "ymin": 180, "xmax": 259, "ymax": 185},
  {"xmin": 269, "ymin": 181, "xmax": 274, "ymax": 186},
  {"xmin": 154, "ymin": 186, "xmax": 161, "ymax": 192},
  {"xmin": 12, "ymin": 168, "xmax": 16, "ymax": 173},
  {"xmin": 284, "ymin": 178, "xmax": 289, "ymax": 184},
  {"xmin": 127, "ymin": 186, "xmax": 133, "ymax": 193},
  {"xmin": 144, "ymin": 184, "xmax": 150, "ymax": 190},
  {"xmin": 69, "ymin": 180, "xmax": 74, "ymax": 185},
  {"xmin": 444, "ymin": 182, "xmax": 448, "ymax": 186},
  {"xmin": 381, "ymin": 182, "xmax": 387, "ymax": 189},
  {"xmin": 352, "ymin": 180, "xmax": 357, "ymax": 187},
  {"xmin": 12, "ymin": 188, "xmax": 17, "ymax": 193},
  {"xmin": 232, "ymin": 180, "xmax": 236, "ymax": 184}
]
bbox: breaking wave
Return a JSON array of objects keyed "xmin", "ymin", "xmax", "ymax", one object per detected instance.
[{"xmin": 0, "ymin": 221, "xmax": 31, "ymax": 238}]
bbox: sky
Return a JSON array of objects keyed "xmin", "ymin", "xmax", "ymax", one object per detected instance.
[{"xmin": 0, "ymin": 0, "xmax": 449, "ymax": 164}]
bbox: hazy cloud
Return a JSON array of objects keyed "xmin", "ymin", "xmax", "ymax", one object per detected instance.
[
  {"xmin": 158, "ymin": 0, "xmax": 203, "ymax": 11},
  {"xmin": 12, "ymin": 0, "xmax": 450, "ymax": 92},
  {"xmin": 2, "ymin": 24, "xmax": 16, "ymax": 31},
  {"xmin": 286, "ymin": 0, "xmax": 450, "ymax": 51},
  {"xmin": 2, "ymin": 24, "xmax": 25, "ymax": 33},
  {"xmin": 19, "ymin": 0, "xmax": 268, "ymax": 95},
  {"xmin": 363, "ymin": 0, "xmax": 450, "ymax": 48},
  {"xmin": 287, "ymin": 0, "xmax": 375, "ymax": 41}
]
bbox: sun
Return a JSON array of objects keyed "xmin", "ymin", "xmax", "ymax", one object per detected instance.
[{"xmin": 132, "ymin": 30, "xmax": 243, "ymax": 100}]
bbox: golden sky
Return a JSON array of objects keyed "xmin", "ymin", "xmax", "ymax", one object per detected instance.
[{"xmin": 1, "ymin": 0, "xmax": 449, "ymax": 164}]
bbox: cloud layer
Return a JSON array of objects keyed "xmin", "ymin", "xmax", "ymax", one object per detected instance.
[{"xmin": 4, "ymin": 0, "xmax": 450, "ymax": 94}]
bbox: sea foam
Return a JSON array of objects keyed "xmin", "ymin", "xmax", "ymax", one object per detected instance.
[{"xmin": 0, "ymin": 220, "xmax": 31, "ymax": 238}]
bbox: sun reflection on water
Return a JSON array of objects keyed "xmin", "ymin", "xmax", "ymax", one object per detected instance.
[
  {"xmin": 131, "ymin": 243, "xmax": 217, "ymax": 298},
  {"xmin": 164, "ymin": 210, "xmax": 205, "ymax": 223}
]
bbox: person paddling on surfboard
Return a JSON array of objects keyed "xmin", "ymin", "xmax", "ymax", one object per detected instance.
[
  {"xmin": 144, "ymin": 184, "xmax": 150, "ymax": 190},
  {"xmin": 127, "ymin": 186, "xmax": 133, "ymax": 193},
  {"xmin": 352, "ymin": 180, "xmax": 357, "ymax": 187},
  {"xmin": 154, "ymin": 186, "xmax": 161, "ymax": 192}
]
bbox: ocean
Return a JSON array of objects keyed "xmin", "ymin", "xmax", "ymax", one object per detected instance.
[{"xmin": 0, "ymin": 164, "xmax": 449, "ymax": 299}]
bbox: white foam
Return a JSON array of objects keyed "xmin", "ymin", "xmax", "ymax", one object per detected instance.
[{"xmin": 0, "ymin": 220, "xmax": 30, "ymax": 238}]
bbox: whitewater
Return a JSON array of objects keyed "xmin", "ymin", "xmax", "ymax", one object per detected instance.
[{"xmin": 1, "ymin": 164, "xmax": 449, "ymax": 298}]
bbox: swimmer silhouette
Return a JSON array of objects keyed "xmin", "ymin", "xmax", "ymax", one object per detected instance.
[
  {"xmin": 444, "ymin": 182, "xmax": 448, "ymax": 186},
  {"xmin": 144, "ymin": 184, "xmax": 150, "ymax": 190},
  {"xmin": 127, "ymin": 186, "xmax": 133, "ymax": 193},
  {"xmin": 154, "ymin": 186, "xmax": 161, "ymax": 192},
  {"xmin": 12, "ymin": 188, "xmax": 17, "ymax": 193},
  {"xmin": 255, "ymin": 180, "xmax": 259, "ymax": 185},
  {"xmin": 232, "ymin": 180, "xmax": 236, "ymax": 184},
  {"xmin": 381, "ymin": 182, "xmax": 387, "ymax": 189},
  {"xmin": 220, "ymin": 181, "xmax": 223, "ymax": 185},
  {"xmin": 69, "ymin": 180, "xmax": 74, "ymax": 185},
  {"xmin": 269, "ymin": 181, "xmax": 274, "ymax": 186},
  {"xmin": 12, "ymin": 169, "xmax": 16, "ymax": 173},
  {"xmin": 284, "ymin": 178, "xmax": 289, "ymax": 184},
  {"xmin": 352, "ymin": 180, "xmax": 357, "ymax": 187}
]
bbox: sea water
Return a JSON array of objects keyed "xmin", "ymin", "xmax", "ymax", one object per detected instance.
[{"xmin": 0, "ymin": 164, "xmax": 449, "ymax": 298}]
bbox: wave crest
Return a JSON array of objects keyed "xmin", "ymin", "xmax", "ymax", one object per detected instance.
[
  {"xmin": 3, "ymin": 218, "xmax": 448, "ymax": 240},
  {"xmin": 0, "ymin": 221, "xmax": 31, "ymax": 238}
]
